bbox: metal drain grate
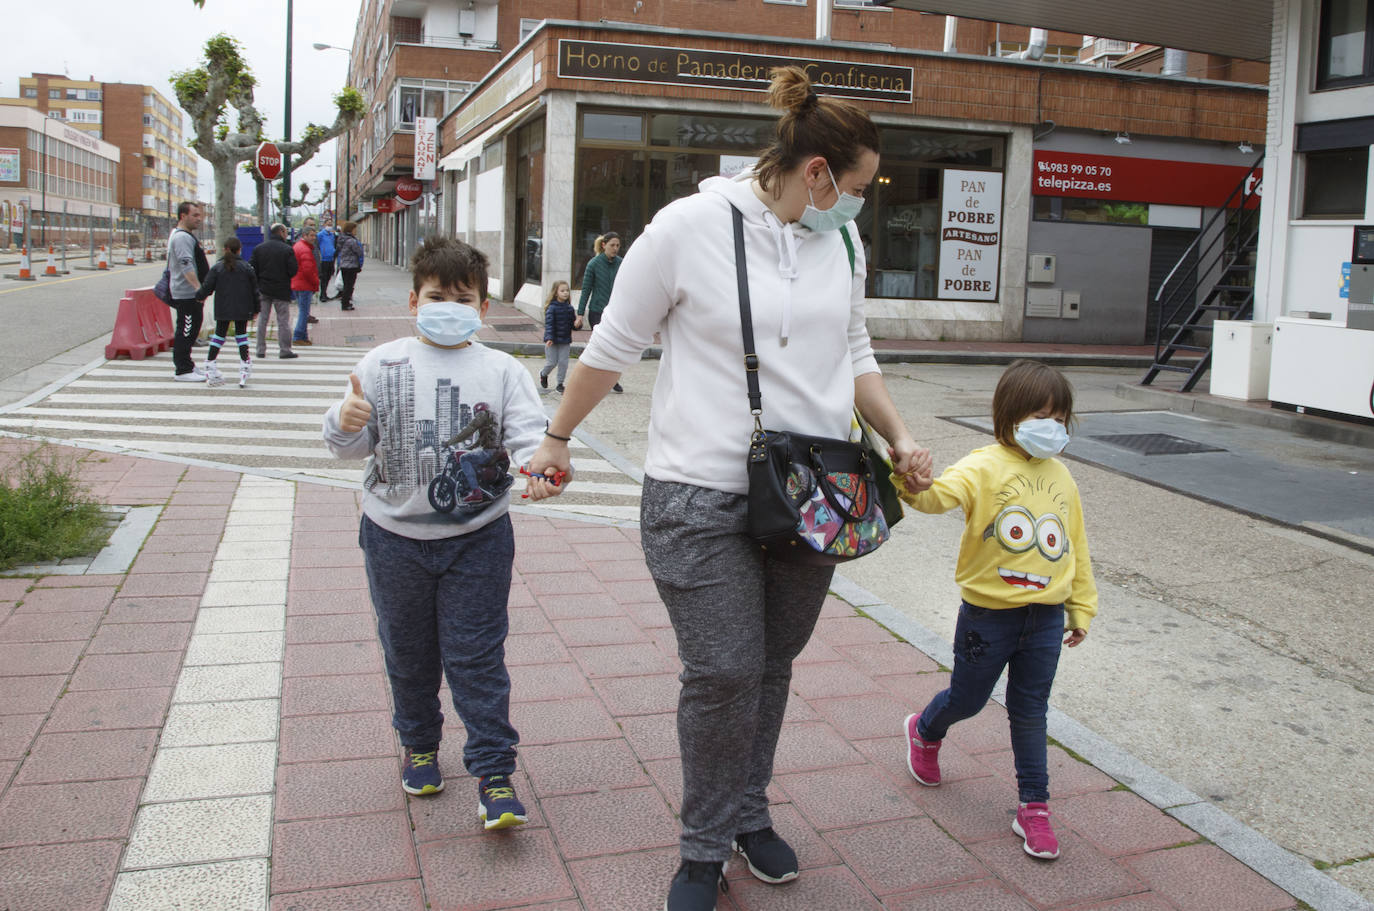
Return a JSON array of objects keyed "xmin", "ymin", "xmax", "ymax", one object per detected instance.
[
  {"xmin": 1090, "ymin": 433, "xmax": 1227, "ymax": 456},
  {"xmin": 343, "ymin": 335, "xmax": 375, "ymax": 344}
]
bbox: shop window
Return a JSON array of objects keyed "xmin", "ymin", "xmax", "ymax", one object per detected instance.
[
  {"xmin": 582, "ymin": 113, "xmax": 643, "ymax": 143},
  {"xmin": 1033, "ymin": 197, "xmax": 1150, "ymax": 225},
  {"xmin": 1318, "ymin": 0, "xmax": 1374, "ymax": 87},
  {"xmin": 1300, "ymin": 147, "xmax": 1369, "ymax": 217}
]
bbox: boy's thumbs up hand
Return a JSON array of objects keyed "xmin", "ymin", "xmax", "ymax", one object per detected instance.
[{"xmin": 339, "ymin": 373, "xmax": 373, "ymax": 433}]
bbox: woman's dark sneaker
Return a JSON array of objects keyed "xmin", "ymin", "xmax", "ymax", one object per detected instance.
[
  {"xmin": 665, "ymin": 860, "xmax": 726, "ymax": 911},
  {"xmin": 733, "ymin": 827, "xmax": 799, "ymax": 883}
]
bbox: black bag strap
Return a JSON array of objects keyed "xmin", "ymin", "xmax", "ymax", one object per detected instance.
[{"xmin": 731, "ymin": 205, "xmax": 764, "ymax": 431}]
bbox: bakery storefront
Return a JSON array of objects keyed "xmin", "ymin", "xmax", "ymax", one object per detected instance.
[{"xmin": 434, "ymin": 21, "xmax": 1263, "ymax": 342}]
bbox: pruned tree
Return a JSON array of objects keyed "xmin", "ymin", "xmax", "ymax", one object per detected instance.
[{"xmin": 172, "ymin": 34, "xmax": 363, "ymax": 243}]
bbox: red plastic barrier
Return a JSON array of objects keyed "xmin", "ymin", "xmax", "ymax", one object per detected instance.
[
  {"xmin": 105, "ymin": 292, "xmax": 157, "ymax": 360},
  {"xmin": 131, "ymin": 288, "xmax": 172, "ymax": 353}
]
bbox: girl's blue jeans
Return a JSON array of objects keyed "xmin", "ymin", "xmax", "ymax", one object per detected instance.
[
  {"xmin": 916, "ymin": 601, "xmax": 1065, "ymax": 803},
  {"xmin": 359, "ymin": 514, "xmax": 518, "ymax": 777}
]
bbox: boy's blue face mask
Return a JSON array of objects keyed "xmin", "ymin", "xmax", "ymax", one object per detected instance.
[
  {"xmin": 416, "ymin": 302, "xmax": 482, "ymax": 346},
  {"xmin": 1014, "ymin": 418, "xmax": 1070, "ymax": 459}
]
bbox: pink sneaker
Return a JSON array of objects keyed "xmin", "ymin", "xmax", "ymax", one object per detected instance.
[
  {"xmin": 1013, "ymin": 802, "xmax": 1061, "ymax": 859},
  {"xmin": 904, "ymin": 713, "xmax": 941, "ymax": 786}
]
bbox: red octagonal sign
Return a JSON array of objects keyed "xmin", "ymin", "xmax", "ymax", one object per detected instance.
[
  {"xmin": 395, "ymin": 177, "xmax": 423, "ymax": 205},
  {"xmin": 255, "ymin": 142, "xmax": 283, "ymax": 181}
]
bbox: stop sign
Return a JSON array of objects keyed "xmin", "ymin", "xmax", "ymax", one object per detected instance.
[
  {"xmin": 395, "ymin": 177, "xmax": 422, "ymax": 205},
  {"xmin": 255, "ymin": 142, "xmax": 283, "ymax": 181}
]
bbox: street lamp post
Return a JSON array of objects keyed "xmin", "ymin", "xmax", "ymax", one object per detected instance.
[
  {"xmin": 283, "ymin": 0, "xmax": 294, "ymax": 226},
  {"xmin": 313, "ymin": 42, "xmax": 353, "ymax": 221}
]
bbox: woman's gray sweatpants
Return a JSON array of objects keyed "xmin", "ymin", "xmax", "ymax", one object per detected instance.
[{"xmin": 640, "ymin": 477, "xmax": 834, "ymax": 862}]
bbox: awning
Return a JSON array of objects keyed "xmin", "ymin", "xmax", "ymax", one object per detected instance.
[
  {"xmin": 439, "ymin": 98, "xmax": 544, "ymax": 172},
  {"xmin": 877, "ymin": 0, "xmax": 1273, "ymax": 62}
]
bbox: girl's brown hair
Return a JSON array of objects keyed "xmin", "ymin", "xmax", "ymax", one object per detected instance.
[
  {"xmin": 991, "ymin": 359, "xmax": 1075, "ymax": 448},
  {"xmin": 545, "ymin": 280, "xmax": 570, "ymax": 309},
  {"xmin": 221, "ymin": 235, "xmax": 242, "ymax": 270},
  {"xmin": 754, "ymin": 66, "xmax": 881, "ymax": 198},
  {"xmin": 340, "ymin": 220, "xmax": 357, "ymax": 234}
]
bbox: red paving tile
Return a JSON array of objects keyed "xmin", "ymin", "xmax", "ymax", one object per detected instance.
[
  {"xmin": 567, "ymin": 846, "xmax": 681, "ymax": 911},
  {"xmin": 86, "ymin": 620, "xmax": 192, "ymax": 654},
  {"xmin": 623, "ymin": 601, "xmax": 672, "ymax": 629},
  {"xmin": 30, "ymin": 574, "xmax": 123, "ymax": 589},
  {"xmin": 278, "ymin": 710, "xmax": 397, "ymax": 764},
  {"xmin": 275, "ymin": 758, "xmax": 407, "ymax": 821},
  {"xmin": 790, "ymin": 660, "xmax": 886, "ymax": 700},
  {"xmin": 541, "ymin": 787, "xmax": 680, "ymax": 860},
  {"xmin": 586, "ymin": 559, "xmax": 654, "ymax": 582},
  {"xmin": 290, "ymin": 547, "xmax": 367, "ymax": 568},
  {"xmin": 836, "ymin": 640, "xmax": 941, "ymax": 676},
  {"xmin": 14, "ymin": 586, "xmax": 116, "ymax": 611},
  {"xmin": 571, "ymin": 641, "xmax": 676, "ymax": 677},
  {"xmin": 508, "ymin": 606, "xmax": 553, "ymax": 635},
  {"xmin": 776, "ymin": 765, "xmax": 923, "ymax": 831},
  {"xmin": 0, "ymin": 640, "xmax": 86, "ymax": 676},
  {"xmin": 0, "ymin": 715, "xmax": 46, "ymax": 760},
  {"xmin": 770, "ymin": 721, "xmax": 867, "ymax": 774},
  {"xmin": 908, "ymin": 774, "xmax": 1023, "ymax": 843},
  {"xmin": 509, "ymin": 696, "xmax": 621, "ymax": 745},
  {"xmin": 128, "ymin": 551, "xmax": 215, "ymax": 574},
  {"xmin": 981, "ymin": 746, "xmax": 1120, "ymax": 798},
  {"xmin": 0, "ymin": 840, "xmax": 122, "ymax": 911},
  {"xmin": 270, "ymin": 880, "xmax": 427, "ymax": 911},
  {"xmin": 139, "ymin": 533, "xmax": 223, "ymax": 554},
  {"xmin": 67, "ymin": 651, "xmax": 183, "ymax": 691},
  {"xmin": 290, "ymin": 566, "xmax": 370, "ymax": 591},
  {"xmin": 604, "ymin": 579, "xmax": 663, "ymax": 603},
  {"xmin": 515, "ymin": 551, "xmax": 591, "ymax": 575},
  {"xmin": 505, "ymin": 632, "xmax": 574, "ymax": 666},
  {"xmin": 0, "ymin": 610, "xmax": 103, "ymax": 642},
  {"xmin": 570, "ymin": 540, "xmax": 645, "ymax": 562},
  {"xmin": 0, "ymin": 579, "xmax": 30, "ymax": 600},
  {"xmin": 0, "ymin": 779, "xmax": 142, "ymax": 847},
  {"xmin": 285, "ymin": 613, "xmax": 377, "ymax": 644},
  {"xmin": 271, "ymin": 811, "xmax": 419, "ymax": 893},
  {"xmin": 293, "ymin": 515, "xmax": 359, "ymax": 533},
  {"xmin": 115, "ymin": 571, "xmax": 209, "ymax": 598},
  {"xmin": 591, "ymin": 673, "xmax": 682, "ymax": 716},
  {"xmin": 281, "ymin": 674, "xmax": 391, "ymax": 716},
  {"xmin": 551, "ymin": 616, "xmax": 647, "ymax": 647},
  {"xmin": 968, "ymin": 833, "xmax": 1147, "ymax": 909},
  {"xmin": 727, "ymin": 864, "xmax": 883, "ymax": 910},
  {"xmin": 874, "ymin": 671, "xmax": 955, "ymax": 708},
  {"xmin": 284, "ymin": 640, "xmax": 385, "ymax": 677},
  {"xmin": 1124, "ymin": 844, "xmax": 1297, "ymax": 911},
  {"xmin": 14, "ymin": 729, "xmax": 157, "ymax": 785},
  {"xmin": 522, "ymin": 738, "xmax": 651, "ymax": 797},
  {"xmin": 795, "ymin": 634, "xmax": 844, "ymax": 663},
  {"xmin": 536, "ymin": 592, "xmax": 624, "ymax": 620},
  {"xmin": 103, "ymin": 596, "xmax": 201, "ymax": 623},
  {"xmin": 884, "ymin": 879, "xmax": 1036, "ymax": 911},
  {"xmin": 826, "ymin": 816, "xmax": 987, "ymax": 896},
  {"xmin": 418, "ymin": 829, "xmax": 576, "ymax": 911},
  {"xmin": 1064, "ymin": 896, "xmax": 1177, "ymax": 911},
  {"xmin": 507, "ymin": 583, "xmax": 537, "ymax": 608},
  {"xmin": 618, "ymin": 712, "xmax": 680, "ymax": 762},
  {"xmin": 43, "ymin": 687, "xmax": 173, "ymax": 732},
  {"xmin": 812, "ymin": 615, "xmax": 899, "ymax": 646},
  {"xmin": 810, "ymin": 691, "xmax": 925, "ymax": 740},
  {"xmin": 288, "ymin": 589, "xmax": 375, "ymax": 615},
  {"xmin": 508, "ymin": 662, "xmax": 594, "ymax": 703},
  {"xmin": 1055, "ymin": 790, "xmax": 1196, "ymax": 857},
  {"xmin": 0, "ymin": 675, "xmax": 66, "ymax": 715},
  {"xmin": 524, "ymin": 571, "xmax": 608, "ymax": 596}
]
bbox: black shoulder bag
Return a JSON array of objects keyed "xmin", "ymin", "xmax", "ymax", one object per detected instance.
[{"xmin": 732, "ymin": 204, "xmax": 891, "ymax": 565}]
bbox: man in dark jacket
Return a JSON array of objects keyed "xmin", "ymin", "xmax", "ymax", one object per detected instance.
[{"xmin": 250, "ymin": 223, "xmax": 299, "ymax": 359}]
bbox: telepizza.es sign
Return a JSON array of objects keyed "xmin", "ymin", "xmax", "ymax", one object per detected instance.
[
  {"xmin": 558, "ymin": 40, "xmax": 913, "ymax": 104},
  {"xmin": 1032, "ymin": 151, "xmax": 1262, "ymax": 208}
]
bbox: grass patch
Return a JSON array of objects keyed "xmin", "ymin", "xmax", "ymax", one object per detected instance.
[
  {"xmin": 0, "ymin": 444, "xmax": 109, "ymax": 572},
  {"xmin": 1046, "ymin": 736, "xmax": 1092, "ymax": 766}
]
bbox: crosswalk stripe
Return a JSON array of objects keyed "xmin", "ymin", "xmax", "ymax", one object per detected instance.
[
  {"xmin": 47, "ymin": 394, "xmax": 342, "ymax": 407},
  {"xmin": 65, "ymin": 380, "xmax": 348, "ymax": 393}
]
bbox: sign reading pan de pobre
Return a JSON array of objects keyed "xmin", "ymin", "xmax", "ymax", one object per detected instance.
[{"xmin": 559, "ymin": 40, "xmax": 913, "ymax": 104}]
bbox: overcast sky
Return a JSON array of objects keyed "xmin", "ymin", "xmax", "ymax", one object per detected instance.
[{"xmin": 4, "ymin": 0, "xmax": 362, "ymax": 209}]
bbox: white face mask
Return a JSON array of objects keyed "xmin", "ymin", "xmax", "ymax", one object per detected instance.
[
  {"xmin": 415, "ymin": 302, "xmax": 482, "ymax": 346},
  {"xmin": 1014, "ymin": 418, "xmax": 1070, "ymax": 459},
  {"xmin": 799, "ymin": 164, "xmax": 865, "ymax": 232}
]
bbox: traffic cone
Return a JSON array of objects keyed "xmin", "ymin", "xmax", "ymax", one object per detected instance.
[
  {"xmin": 17, "ymin": 245, "xmax": 33, "ymax": 279},
  {"xmin": 125, "ymin": 247, "xmax": 135, "ymax": 266},
  {"xmin": 144, "ymin": 245, "xmax": 151, "ymax": 262},
  {"xmin": 44, "ymin": 245, "xmax": 58, "ymax": 276},
  {"xmin": 97, "ymin": 245, "xmax": 109, "ymax": 270}
]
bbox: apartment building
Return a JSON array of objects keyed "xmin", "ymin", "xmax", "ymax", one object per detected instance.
[
  {"xmin": 0, "ymin": 105, "xmax": 120, "ymax": 247},
  {"xmin": 3, "ymin": 74, "xmax": 199, "ymax": 237}
]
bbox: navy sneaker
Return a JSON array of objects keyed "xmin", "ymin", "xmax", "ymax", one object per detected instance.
[
  {"xmin": 733, "ymin": 827, "xmax": 799, "ymax": 883},
  {"xmin": 665, "ymin": 860, "xmax": 726, "ymax": 911},
  {"xmin": 401, "ymin": 746, "xmax": 443, "ymax": 796},
  {"xmin": 477, "ymin": 774, "xmax": 528, "ymax": 830}
]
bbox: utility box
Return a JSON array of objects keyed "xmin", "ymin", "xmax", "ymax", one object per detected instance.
[
  {"xmin": 1026, "ymin": 288, "xmax": 1062, "ymax": 318},
  {"xmin": 1210, "ymin": 320, "xmax": 1272, "ymax": 400},
  {"xmin": 1062, "ymin": 291, "xmax": 1081, "ymax": 319},
  {"xmin": 1027, "ymin": 254, "xmax": 1056, "ymax": 284},
  {"xmin": 1350, "ymin": 263, "xmax": 1374, "ymax": 330}
]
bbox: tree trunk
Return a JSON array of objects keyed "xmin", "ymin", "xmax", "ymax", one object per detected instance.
[{"xmin": 206, "ymin": 159, "xmax": 238, "ymax": 251}]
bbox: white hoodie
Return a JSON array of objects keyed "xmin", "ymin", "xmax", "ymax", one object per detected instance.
[{"xmin": 579, "ymin": 171, "xmax": 879, "ymax": 495}]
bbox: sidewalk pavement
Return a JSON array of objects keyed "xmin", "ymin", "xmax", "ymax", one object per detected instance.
[{"xmin": 0, "ymin": 440, "xmax": 1307, "ymax": 910}]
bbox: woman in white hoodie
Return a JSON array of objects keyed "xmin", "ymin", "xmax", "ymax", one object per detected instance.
[{"xmin": 528, "ymin": 67, "xmax": 933, "ymax": 911}]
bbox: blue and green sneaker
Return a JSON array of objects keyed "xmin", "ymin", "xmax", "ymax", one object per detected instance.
[
  {"xmin": 401, "ymin": 746, "xmax": 443, "ymax": 796},
  {"xmin": 478, "ymin": 774, "xmax": 528, "ymax": 830}
]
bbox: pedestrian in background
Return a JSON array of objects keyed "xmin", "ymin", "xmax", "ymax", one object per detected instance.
[
  {"xmin": 317, "ymin": 217, "xmax": 338, "ymax": 302},
  {"xmin": 303, "ymin": 217, "xmax": 324, "ymax": 325},
  {"xmin": 195, "ymin": 236, "xmax": 259, "ymax": 388},
  {"xmin": 540, "ymin": 280, "xmax": 575, "ymax": 393},
  {"xmin": 898, "ymin": 359, "xmax": 1097, "ymax": 863},
  {"xmin": 335, "ymin": 221, "xmax": 364, "ymax": 311},
  {"xmin": 291, "ymin": 226, "xmax": 319, "ymax": 347},
  {"xmin": 251, "ymin": 223, "xmax": 299, "ymax": 360},
  {"xmin": 575, "ymin": 232, "xmax": 623, "ymax": 392},
  {"xmin": 166, "ymin": 201, "xmax": 210, "ymax": 382}
]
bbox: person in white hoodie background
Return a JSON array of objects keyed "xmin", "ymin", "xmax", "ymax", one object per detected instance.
[{"xmin": 527, "ymin": 66, "xmax": 934, "ymax": 911}]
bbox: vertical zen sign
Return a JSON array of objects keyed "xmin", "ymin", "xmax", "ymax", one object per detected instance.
[{"xmin": 938, "ymin": 170, "xmax": 1002, "ymax": 301}]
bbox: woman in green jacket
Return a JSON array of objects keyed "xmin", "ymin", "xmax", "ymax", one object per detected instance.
[{"xmin": 576, "ymin": 232, "xmax": 624, "ymax": 391}]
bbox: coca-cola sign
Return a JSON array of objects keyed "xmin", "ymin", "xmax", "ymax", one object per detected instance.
[{"xmin": 395, "ymin": 177, "xmax": 423, "ymax": 205}]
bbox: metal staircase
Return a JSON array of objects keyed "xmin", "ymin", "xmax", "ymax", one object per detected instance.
[{"xmin": 1141, "ymin": 155, "xmax": 1265, "ymax": 391}]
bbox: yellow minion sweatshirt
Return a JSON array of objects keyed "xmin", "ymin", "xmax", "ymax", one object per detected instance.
[{"xmin": 895, "ymin": 443, "xmax": 1098, "ymax": 632}]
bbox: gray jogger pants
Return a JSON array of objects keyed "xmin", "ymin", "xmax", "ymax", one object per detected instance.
[
  {"xmin": 640, "ymin": 476, "xmax": 834, "ymax": 862},
  {"xmin": 540, "ymin": 343, "xmax": 571, "ymax": 386}
]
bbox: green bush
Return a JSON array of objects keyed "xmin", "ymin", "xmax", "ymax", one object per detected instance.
[{"xmin": 0, "ymin": 446, "xmax": 108, "ymax": 571}]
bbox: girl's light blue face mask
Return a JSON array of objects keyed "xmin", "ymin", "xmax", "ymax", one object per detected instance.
[
  {"xmin": 799, "ymin": 164, "xmax": 865, "ymax": 233},
  {"xmin": 1014, "ymin": 418, "xmax": 1071, "ymax": 459},
  {"xmin": 416, "ymin": 301, "xmax": 482, "ymax": 346}
]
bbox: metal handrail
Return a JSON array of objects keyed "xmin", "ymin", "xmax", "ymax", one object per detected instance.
[{"xmin": 1153, "ymin": 154, "xmax": 1264, "ymax": 304}]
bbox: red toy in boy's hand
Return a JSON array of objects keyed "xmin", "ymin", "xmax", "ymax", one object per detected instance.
[{"xmin": 519, "ymin": 466, "xmax": 567, "ymax": 498}]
